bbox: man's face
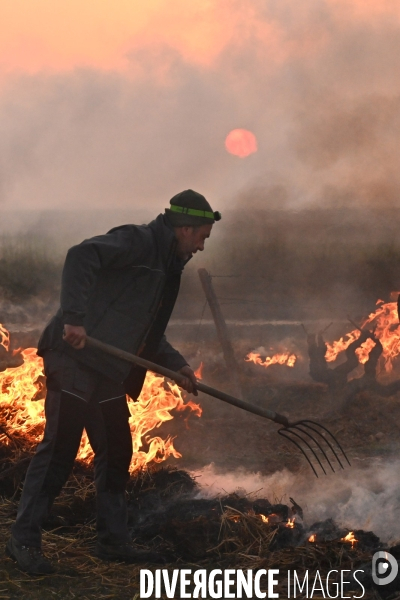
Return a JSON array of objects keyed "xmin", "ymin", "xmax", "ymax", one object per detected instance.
[{"xmin": 175, "ymin": 224, "xmax": 213, "ymax": 260}]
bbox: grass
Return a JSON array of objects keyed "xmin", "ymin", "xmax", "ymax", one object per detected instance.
[
  {"xmin": 0, "ymin": 234, "xmax": 62, "ymax": 302},
  {"xmin": 181, "ymin": 206, "xmax": 400, "ymax": 321},
  {"xmin": 1, "ymin": 206, "xmax": 400, "ymax": 323}
]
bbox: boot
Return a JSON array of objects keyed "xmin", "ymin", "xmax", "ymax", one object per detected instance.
[
  {"xmin": 6, "ymin": 536, "xmax": 55, "ymax": 575},
  {"xmin": 12, "ymin": 490, "xmax": 54, "ymax": 549},
  {"xmin": 95, "ymin": 491, "xmax": 165, "ymax": 564}
]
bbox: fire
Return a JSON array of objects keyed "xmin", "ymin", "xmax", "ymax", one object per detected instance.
[
  {"xmin": 0, "ymin": 326, "xmax": 201, "ymax": 471},
  {"xmin": 0, "ymin": 323, "xmax": 10, "ymax": 351},
  {"xmin": 194, "ymin": 362, "xmax": 203, "ymax": 379},
  {"xmin": 325, "ymin": 329, "xmax": 364, "ymax": 364},
  {"xmin": 325, "ymin": 299, "xmax": 400, "ymax": 372},
  {"xmin": 128, "ymin": 372, "xmax": 201, "ymax": 471},
  {"xmin": 341, "ymin": 531, "xmax": 357, "ymax": 548},
  {"xmin": 0, "ymin": 348, "xmax": 46, "ymax": 446},
  {"xmin": 308, "ymin": 534, "xmax": 316, "ymax": 542},
  {"xmin": 229, "ymin": 514, "xmax": 241, "ymax": 523},
  {"xmin": 259, "ymin": 513, "xmax": 279, "ymax": 524},
  {"xmin": 286, "ymin": 518, "xmax": 295, "ymax": 528},
  {"xmin": 245, "ymin": 351, "xmax": 297, "ymax": 368}
]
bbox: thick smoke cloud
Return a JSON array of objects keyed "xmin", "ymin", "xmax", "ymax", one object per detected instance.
[
  {"xmin": 195, "ymin": 460, "xmax": 400, "ymax": 543},
  {"xmin": 1, "ymin": 0, "xmax": 400, "ymax": 212}
]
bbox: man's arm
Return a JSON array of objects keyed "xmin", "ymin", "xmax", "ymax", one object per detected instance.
[{"xmin": 154, "ymin": 335, "xmax": 198, "ymax": 395}]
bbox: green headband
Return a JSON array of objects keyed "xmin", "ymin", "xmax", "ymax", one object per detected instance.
[{"xmin": 170, "ymin": 204, "xmax": 221, "ymax": 221}]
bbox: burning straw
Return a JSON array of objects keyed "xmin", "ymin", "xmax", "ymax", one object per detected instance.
[
  {"xmin": 0, "ymin": 324, "xmax": 396, "ymax": 598},
  {"xmin": 325, "ymin": 298, "xmax": 400, "ymax": 373},
  {"xmin": 0, "ymin": 322, "xmax": 202, "ymax": 475},
  {"xmin": 1, "ymin": 464, "xmax": 386, "ymax": 598}
]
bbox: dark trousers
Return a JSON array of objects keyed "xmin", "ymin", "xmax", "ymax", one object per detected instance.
[{"xmin": 12, "ymin": 350, "xmax": 133, "ymax": 547}]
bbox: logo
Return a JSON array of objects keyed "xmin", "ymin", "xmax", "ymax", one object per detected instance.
[{"xmin": 372, "ymin": 551, "xmax": 399, "ymax": 586}]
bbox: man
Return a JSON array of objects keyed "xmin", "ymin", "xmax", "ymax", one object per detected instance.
[{"xmin": 7, "ymin": 189, "xmax": 221, "ymax": 574}]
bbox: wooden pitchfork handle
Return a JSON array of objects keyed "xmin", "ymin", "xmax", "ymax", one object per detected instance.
[{"xmin": 85, "ymin": 336, "xmax": 290, "ymax": 427}]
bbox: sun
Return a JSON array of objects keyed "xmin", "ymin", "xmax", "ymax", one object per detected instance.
[{"xmin": 225, "ymin": 129, "xmax": 257, "ymax": 158}]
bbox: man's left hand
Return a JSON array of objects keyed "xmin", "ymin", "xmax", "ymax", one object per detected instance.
[{"xmin": 178, "ymin": 366, "xmax": 198, "ymax": 396}]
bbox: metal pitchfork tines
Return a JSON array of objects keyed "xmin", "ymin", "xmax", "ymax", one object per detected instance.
[
  {"xmin": 85, "ymin": 336, "xmax": 351, "ymax": 478},
  {"xmin": 278, "ymin": 420, "xmax": 350, "ymax": 478}
]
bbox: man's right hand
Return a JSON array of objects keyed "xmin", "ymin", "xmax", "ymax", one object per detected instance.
[{"xmin": 63, "ymin": 324, "xmax": 87, "ymax": 349}]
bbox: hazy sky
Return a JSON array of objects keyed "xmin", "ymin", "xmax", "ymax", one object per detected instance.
[{"xmin": 1, "ymin": 0, "xmax": 400, "ymax": 212}]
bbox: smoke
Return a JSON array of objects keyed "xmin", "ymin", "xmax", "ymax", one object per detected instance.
[
  {"xmin": 194, "ymin": 460, "xmax": 400, "ymax": 543},
  {"xmin": 1, "ymin": 1, "xmax": 400, "ymax": 353},
  {"xmin": 1, "ymin": 1, "xmax": 400, "ymax": 212}
]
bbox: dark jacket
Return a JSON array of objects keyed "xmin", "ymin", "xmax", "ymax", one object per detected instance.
[{"xmin": 38, "ymin": 214, "xmax": 188, "ymax": 383}]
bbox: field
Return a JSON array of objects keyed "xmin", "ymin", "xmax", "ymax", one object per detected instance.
[
  {"xmin": 1, "ymin": 206, "xmax": 400, "ymax": 598},
  {"xmin": 2, "ymin": 205, "xmax": 400, "ymax": 325}
]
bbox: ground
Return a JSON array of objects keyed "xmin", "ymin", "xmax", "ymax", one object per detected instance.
[{"xmin": 2, "ymin": 344, "xmax": 400, "ymax": 599}]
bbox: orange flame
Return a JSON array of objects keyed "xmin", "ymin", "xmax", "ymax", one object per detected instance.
[
  {"xmin": 341, "ymin": 531, "xmax": 357, "ymax": 548},
  {"xmin": 128, "ymin": 373, "xmax": 201, "ymax": 471},
  {"xmin": 0, "ymin": 348, "xmax": 46, "ymax": 446},
  {"xmin": 325, "ymin": 299, "xmax": 400, "ymax": 372},
  {"xmin": 286, "ymin": 517, "xmax": 295, "ymax": 528},
  {"xmin": 229, "ymin": 514, "xmax": 241, "ymax": 523},
  {"xmin": 308, "ymin": 533, "xmax": 316, "ymax": 542},
  {"xmin": 0, "ymin": 326, "xmax": 201, "ymax": 471},
  {"xmin": 245, "ymin": 351, "xmax": 297, "ymax": 368},
  {"xmin": 194, "ymin": 362, "xmax": 203, "ymax": 379},
  {"xmin": 0, "ymin": 323, "xmax": 10, "ymax": 352},
  {"xmin": 259, "ymin": 513, "xmax": 279, "ymax": 524}
]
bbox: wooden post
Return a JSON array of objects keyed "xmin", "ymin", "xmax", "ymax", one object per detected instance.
[{"xmin": 198, "ymin": 268, "xmax": 242, "ymax": 396}]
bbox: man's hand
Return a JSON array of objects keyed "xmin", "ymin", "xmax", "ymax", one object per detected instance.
[
  {"xmin": 63, "ymin": 324, "xmax": 87, "ymax": 349},
  {"xmin": 178, "ymin": 366, "xmax": 198, "ymax": 396}
]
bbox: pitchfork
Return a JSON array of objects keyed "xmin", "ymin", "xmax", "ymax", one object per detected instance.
[{"xmin": 86, "ymin": 337, "xmax": 350, "ymax": 478}]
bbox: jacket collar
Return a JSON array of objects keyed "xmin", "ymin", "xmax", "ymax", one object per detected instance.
[{"xmin": 148, "ymin": 214, "xmax": 191, "ymax": 272}]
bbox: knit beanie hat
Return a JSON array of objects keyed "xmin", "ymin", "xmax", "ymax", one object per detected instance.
[{"xmin": 165, "ymin": 189, "xmax": 221, "ymax": 227}]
